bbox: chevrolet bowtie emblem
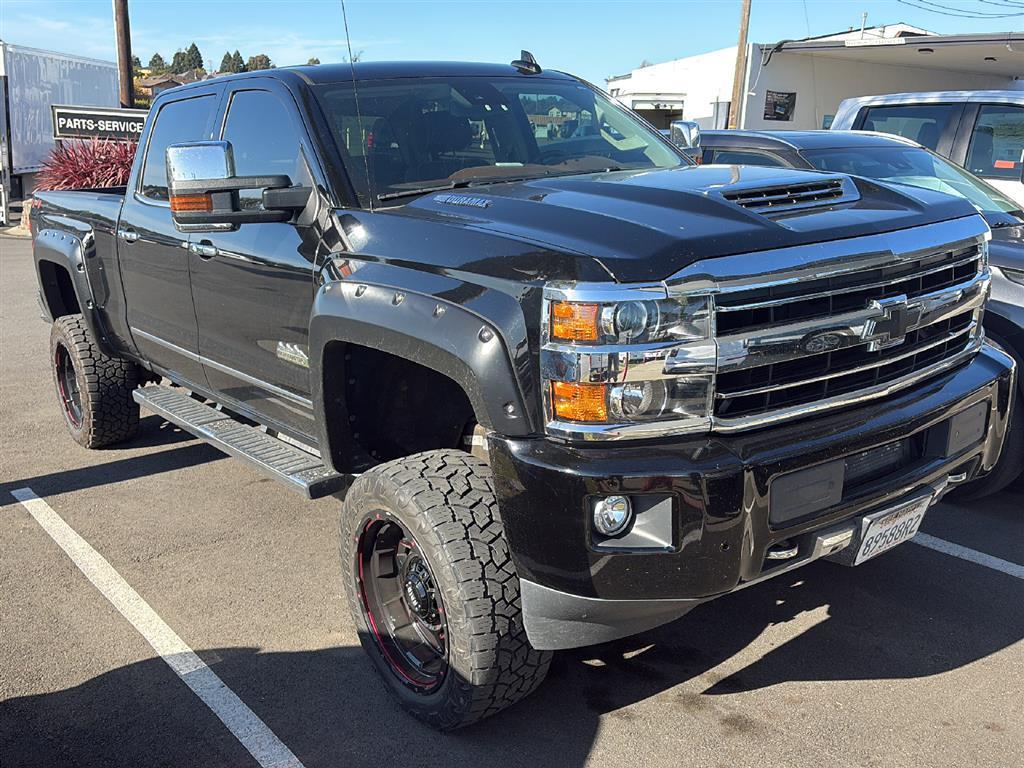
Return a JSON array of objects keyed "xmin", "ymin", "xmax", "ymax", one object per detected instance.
[{"xmin": 862, "ymin": 295, "xmax": 922, "ymax": 351}]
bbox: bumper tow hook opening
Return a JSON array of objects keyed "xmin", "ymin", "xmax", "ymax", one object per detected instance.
[{"xmin": 766, "ymin": 540, "xmax": 799, "ymax": 560}]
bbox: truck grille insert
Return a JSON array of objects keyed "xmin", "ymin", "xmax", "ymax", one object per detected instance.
[
  {"xmin": 716, "ymin": 311, "xmax": 974, "ymax": 418},
  {"xmin": 722, "ymin": 179, "xmax": 846, "ymax": 212},
  {"xmin": 717, "ymin": 245, "xmax": 981, "ymax": 337},
  {"xmin": 710, "ymin": 241, "xmax": 986, "ymax": 426}
]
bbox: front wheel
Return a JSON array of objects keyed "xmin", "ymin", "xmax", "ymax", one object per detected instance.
[{"xmin": 340, "ymin": 449, "xmax": 551, "ymax": 729}]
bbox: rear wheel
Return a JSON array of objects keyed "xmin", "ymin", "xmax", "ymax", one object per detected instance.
[
  {"xmin": 50, "ymin": 315, "xmax": 140, "ymax": 448},
  {"xmin": 341, "ymin": 449, "xmax": 551, "ymax": 729}
]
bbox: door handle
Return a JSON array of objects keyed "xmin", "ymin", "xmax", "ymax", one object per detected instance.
[
  {"xmin": 116, "ymin": 227, "xmax": 139, "ymax": 243},
  {"xmin": 189, "ymin": 241, "xmax": 219, "ymax": 259}
]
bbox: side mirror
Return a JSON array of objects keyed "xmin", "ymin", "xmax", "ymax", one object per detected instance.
[
  {"xmin": 166, "ymin": 141, "xmax": 310, "ymax": 231},
  {"xmin": 669, "ymin": 120, "xmax": 701, "ymax": 155}
]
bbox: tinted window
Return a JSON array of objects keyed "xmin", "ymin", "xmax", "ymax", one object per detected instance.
[
  {"xmin": 140, "ymin": 95, "xmax": 215, "ymax": 200},
  {"xmin": 966, "ymin": 104, "xmax": 1024, "ymax": 180},
  {"xmin": 860, "ymin": 104, "xmax": 959, "ymax": 150},
  {"xmin": 711, "ymin": 149, "xmax": 787, "ymax": 167},
  {"xmin": 314, "ymin": 77, "xmax": 683, "ymax": 206},
  {"xmin": 802, "ymin": 145, "xmax": 1020, "ymax": 216},
  {"xmin": 221, "ymin": 90, "xmax": 309, "ymax": 208}
]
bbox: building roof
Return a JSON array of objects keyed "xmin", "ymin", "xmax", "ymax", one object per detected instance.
[{"xmin": 701, "ymin": 129, "xmax": 921, "ymax": 151}]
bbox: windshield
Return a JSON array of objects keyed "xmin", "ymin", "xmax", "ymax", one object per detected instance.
[
  {"xmin": 801, "ymin": 145, "xmax": 1022, "ymax": 217},
  {"xmin": 313, "ymin": 76, "xmax": 684, "ymax": 205}
]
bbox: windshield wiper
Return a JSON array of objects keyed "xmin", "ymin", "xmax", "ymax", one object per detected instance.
[
  {"xmin": 376, "ymin": 166, "xmax": 632, "ymax": 203},
  {"xmin": 377, "ymin": 179, "xmax": 479, "ymax": 202}
]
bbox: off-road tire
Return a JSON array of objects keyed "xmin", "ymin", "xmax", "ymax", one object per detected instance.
[
  {"xmin": 341, "ymin": 449, "xmax": 552, "ymax": 729},
  {"xmin": 50, "ymin": 314, "xmax": 140, "ymax": 448}
]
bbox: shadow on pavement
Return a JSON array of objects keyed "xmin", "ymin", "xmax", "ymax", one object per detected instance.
[
  {"xmin": 2, "ymin": 539, "xmax": 1021, "ymax": 768},
  {"xmin": 0, "ymin": 417, "xmax": 225, "ymax": 502}
]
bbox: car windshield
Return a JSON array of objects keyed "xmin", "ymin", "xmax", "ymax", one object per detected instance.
[
  {"xmin": 313, "ymin": 76, "xmax": 684, "ymax": 206},
  {"xmin": 801, "ymin": 145, "xmax": 1022, "ymax": 217}
]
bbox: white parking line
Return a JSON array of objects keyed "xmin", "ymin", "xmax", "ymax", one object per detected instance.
[
  {"xmin": 912, "ymin": 532, "xmax": 1024, "ymax": 580},
  {"xmin": 9, "ymin": 487, "xmax": 306, "ymax": 768}
]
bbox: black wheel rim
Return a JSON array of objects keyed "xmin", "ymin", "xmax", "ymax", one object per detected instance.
[
  {"xmin": 55, "ymin": 343, "xmax": 83, "ymax": 428},
  {"xmin": 356, "ymin": 517, "xmax": 448, "ymax": 693}
]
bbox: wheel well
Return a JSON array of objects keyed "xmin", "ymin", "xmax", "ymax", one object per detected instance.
[
  {"xmin": 322, "ymin": 342, "xmax": 478, "ymax": 471},
  {"xmin": 38, "ymin": 260, "xmax": 81, "ymax": 318}
]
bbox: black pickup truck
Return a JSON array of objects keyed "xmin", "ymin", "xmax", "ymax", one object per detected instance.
[{"xmin": 30, "ymin": 57, "xmax": 1016, "ymax": 729}]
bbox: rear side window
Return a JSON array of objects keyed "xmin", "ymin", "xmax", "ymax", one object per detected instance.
[
  {"xmin": 859, "ymin": 104, "xmax": 958, "ymax": 150},
  {"xmin": 966, "ymin": 104, "xmax": 1024, "ymax": 180},
  {"xmin": 140, "ymin": 95, "xmax": 216, "ymax": 200},
  {"xmin": 710, "ymin": 149, "xmax": 787, "ymax": 167}
]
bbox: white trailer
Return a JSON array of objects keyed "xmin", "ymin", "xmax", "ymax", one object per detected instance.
[{"xmin": 0, "ymin": 43, "xmax": 119, "ymax": 226}]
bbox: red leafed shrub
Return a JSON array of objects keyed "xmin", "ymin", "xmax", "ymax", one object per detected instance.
[{"xmin": 35, "ymin": 138, "xmax": 138, "ymax": 191}]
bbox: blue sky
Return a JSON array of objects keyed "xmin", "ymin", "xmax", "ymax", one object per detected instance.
[{"xmin": 1, "ymin": 0, "xmax": 1021, "ymax": 86}]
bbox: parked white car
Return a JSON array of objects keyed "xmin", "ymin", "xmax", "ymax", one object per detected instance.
[{"xmin": 832, "ymin": 91, "xmax": 1024, "ymax": 208}]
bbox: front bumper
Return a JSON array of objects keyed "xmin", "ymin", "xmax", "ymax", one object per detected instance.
[{"xmin": 491, "ymin": 344, "xmax": 1016, "ymax": 650}]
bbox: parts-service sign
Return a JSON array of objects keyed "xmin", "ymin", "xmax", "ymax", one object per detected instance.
[{"xmin": 51, "ymin": 105, "xmax": 148, "ymax": 142}]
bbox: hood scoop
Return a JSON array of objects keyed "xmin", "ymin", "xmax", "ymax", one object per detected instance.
[{"xmin": 721, "ymin": 177, "xmax": 857, "ymax": 216}]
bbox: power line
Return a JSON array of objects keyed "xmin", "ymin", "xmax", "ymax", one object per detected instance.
[{"xmin": 896, "ymin": 0, "xmax": 1024, "ymax": 18}]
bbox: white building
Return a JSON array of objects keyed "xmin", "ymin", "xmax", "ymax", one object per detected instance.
[{"xmin": 606, "ymin": 24, "xmax": 1024, "ymax": 131}]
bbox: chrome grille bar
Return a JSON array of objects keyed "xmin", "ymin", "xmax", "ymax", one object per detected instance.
[{"xmin": 709, "ymin": 270, "xmax": 989, "ymax": 375}]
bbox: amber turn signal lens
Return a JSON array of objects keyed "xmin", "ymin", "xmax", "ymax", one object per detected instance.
[
  {"xmin": 551, "ymin": 381, "xmax": 608, "ymax": 422},
  {"xmin": 550, "ymin": 301, "xmax": 600, "ymax": 342},
  {"xmin": 169, "ymin": 193, "xmax": 213, "ymax": 213}
]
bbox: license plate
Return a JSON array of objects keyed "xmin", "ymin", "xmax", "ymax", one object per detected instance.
[{"xmin": 854, "ymin": 498, "xmax": 930, "ymax": 565}]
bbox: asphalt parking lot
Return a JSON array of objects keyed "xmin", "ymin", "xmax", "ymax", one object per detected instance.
[{"xmin": 1, "ymin": 235, "xmax": 1022, "ymax": 768}]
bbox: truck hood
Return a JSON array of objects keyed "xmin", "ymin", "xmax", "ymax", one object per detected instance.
[{"xmin": 397, "ymin": 165, "xmax": 977, "ymax": 283}]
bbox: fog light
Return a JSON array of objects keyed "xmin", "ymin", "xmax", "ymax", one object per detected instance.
[{"xmin": 593, "ymin": 495, "xmax": 632, "ymax": 536}]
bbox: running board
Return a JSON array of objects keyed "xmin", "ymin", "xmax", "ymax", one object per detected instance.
[{"xmin": 133, "ymin": 385, "xmax": 347, "ymax": 499}]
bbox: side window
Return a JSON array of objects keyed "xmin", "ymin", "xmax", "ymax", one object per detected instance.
[
  {"xmin": 966, "ymin": 105, "xmax": 1024, "ymax": 180},
  {"xmin": 221, "ymin": 89, "xmax": 310, "ymax": 208},
  {"xmin": 711, "ymin": 149, "xmax": 787, "ymax": 167},
  {"xmin": 140, "ymin": 95, "xmax": 216, "ymax": 200},
  {"xmin": 859, "ymin": 104, "xmax": 958, "ymax": 150}
]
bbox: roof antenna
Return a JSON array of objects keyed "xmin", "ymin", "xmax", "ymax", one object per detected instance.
[
  {"xmin": 511, "ymin": 50, "xmax": 541, "ymax": 74},
  {"xmin": 340, "ymin": 0, "xmax": 373, "ymax": 211}
]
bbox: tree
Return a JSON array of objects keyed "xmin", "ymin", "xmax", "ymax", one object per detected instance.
[
  {"xmin": 231, "ymin": 50, "xmax": 245, "ymax": 73},
  {"xmin": 306, "ymin": 57, "xmax": 320, "ymax": 65},
  {"xmin": 170, "ymin": 50, "xmax": 188, "ymax": 73},
  {"xmin": 185, "ymin": 42, "xmax": 204, "ymax": 71},
  {"xmin": 246, "ymin": 53, "xmax": 273, "ymax": 71},
  {"xmin": 344, "ymin": 50, "xmax": 363, "ymax": 63},
  {"xmin": 219, "ymin": 51, "xmax": 234, "ymax": 73},
  {"xmin": 148, "ymin": 52, "xmax": 166, "ymax": 73}
]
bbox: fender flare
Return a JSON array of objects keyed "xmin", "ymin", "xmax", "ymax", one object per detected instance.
[
  {"xmin": 309, "ymin": 277, "xmax": 536, "ymax": 472},
  {"xmin": 33, "ymin": 226, "xmax": 117, "ymax": 354}
]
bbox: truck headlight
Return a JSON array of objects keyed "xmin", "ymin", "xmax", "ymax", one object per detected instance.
[
  {"xmin": 542, "ymin": 285, "xmax": 715, "ymax": 439},
  {"xmin": 549, "ymin": 295, "xmax": 710, "ymax": 344}
]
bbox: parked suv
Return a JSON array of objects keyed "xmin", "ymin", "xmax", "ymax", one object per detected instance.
[
  {"xmin": 30, "ymin": 58, "xmax": 1016, "ymax": 729},
  {"xmin": 831, "ymin": 91, "xmax": 1024, "ymax": 207}
]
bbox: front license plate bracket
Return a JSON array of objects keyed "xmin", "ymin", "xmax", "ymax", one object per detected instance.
[{"xmin": 825, "ymin": 493, "xmax": 931, "ymax": 567}]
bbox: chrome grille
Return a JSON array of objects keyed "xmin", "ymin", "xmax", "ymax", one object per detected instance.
[
  {"xmin": 722, "ymin": 178, "xmax": 847, "ymax": 212},
  {"xmin": 716, "ymin": 310, "xmax": 975, "ymax": 418},
  {"xmin": 716, "ymin": 245, "xmax": 981, "ymax": 336},
  {"xmin": 704, "ymin": 236, "xmax": 988, "ymax": 429}
]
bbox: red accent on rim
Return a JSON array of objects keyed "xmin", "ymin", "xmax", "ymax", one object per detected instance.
[{"xmin": 356, "ymin": 519, "xmax": 443, "ymax": 692}]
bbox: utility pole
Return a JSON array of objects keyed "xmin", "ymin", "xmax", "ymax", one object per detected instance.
[
  {"xmin": 113, "ymin": 0, "xmax": 134, "ymax": 108},
  {"xmin": 728, "ymin": 0, "xmax": 752, "ymax": 129}
]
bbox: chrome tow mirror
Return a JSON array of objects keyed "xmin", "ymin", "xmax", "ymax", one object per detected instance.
[{"xmin": 166, "ymin": 141, "xmax": 308, "ymax": 232}]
